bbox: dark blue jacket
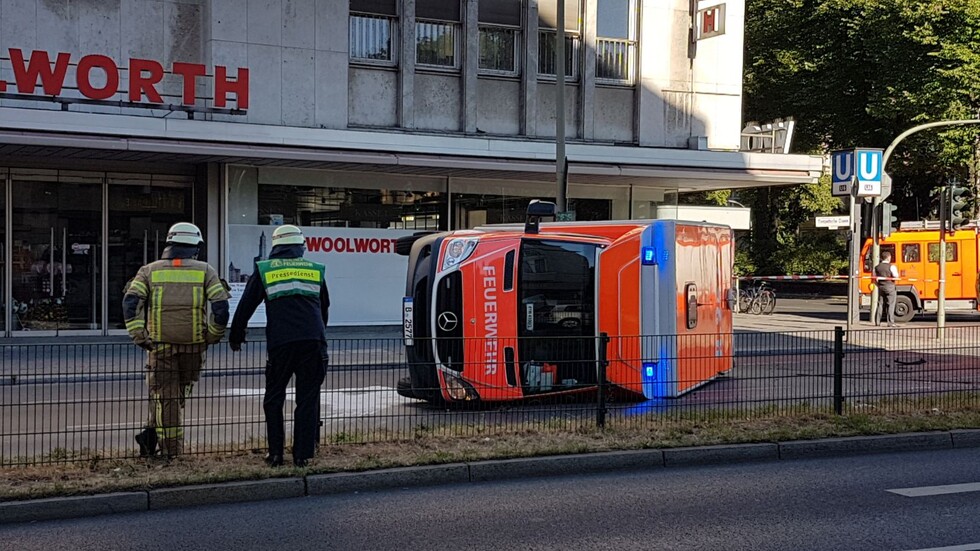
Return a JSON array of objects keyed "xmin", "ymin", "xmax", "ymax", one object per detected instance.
[{"xmin": 228, "ymin": 244, "xmax": 330, "ymax": 350}]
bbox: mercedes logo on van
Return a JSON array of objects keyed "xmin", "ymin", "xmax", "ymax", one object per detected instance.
[{"xmin": 437, "ymin": 311, "xmax": 458, "ymax": 332}]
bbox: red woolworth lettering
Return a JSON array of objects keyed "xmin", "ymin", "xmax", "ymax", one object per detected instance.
[
  {"xmin": 9, "ymin": 49, "xmax": 70, "ymax": 95},
  {"xmin": 171, "ymin": 62, "xmax": 206, "ymax": 105},
  {"xmin": 215, "ymin": 66, "xmax": 249, "ymax": 109},
  {"xmin": 129, "ymin": 58, "xmax": 164, "ymax": 103},
  {"xmin": 77, "ymin": 55, "xmax": 119, "ymax": 100},
  {"xmin": 303, "ymin": 235, "xmax": 403, "ymax": 254}
]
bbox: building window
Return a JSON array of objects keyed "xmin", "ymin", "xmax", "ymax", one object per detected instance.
[
  {"xmin": 595, "ymin": 0, "xmax": 636, "ymax": 84},
  {"xmin": 416, "ymin": 0, "xmax": 461, "ymax": 69},
  {"xmin": 349, "ymin": 0, "xmax": 398, "ymax": 64},
  {"xmin": 537, "ymin": 0, "xmax": 580, "ymax": 80},
  {"xmin": 479, "ymin": 0, "xmax": 521, "ymax": 76}
]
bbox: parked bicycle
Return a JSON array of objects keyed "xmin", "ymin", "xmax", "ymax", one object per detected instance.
[{"xmin": 738, "ymin": 280, "xmax": 776, "ymax": 315}]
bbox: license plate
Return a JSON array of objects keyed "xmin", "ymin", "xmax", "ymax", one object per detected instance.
[{"xmin": 402, "ymin": 297, "xmax": 414, "ymax": 346}]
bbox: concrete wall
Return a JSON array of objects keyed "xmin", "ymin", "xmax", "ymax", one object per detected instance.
[
  {"xmin": 637, "ymin": 0, "xmax": 745, "ymax": 150},
  {"xmin": 415, "ymin": 73, "xmax": 461, "ymax": 132},
  {"xmin": 476, "ymin": 78, "xmax": 521, "ymax": 136},
  {"xmin": 0, "ymin": 0, "xmax": 745, "ymax": 149},
  {"xmin": 593, "ymin": 86, "xmax": 635, "ymax": 143},
  {"xmin": 348, "ymin": 67, "xmax": 398, "ymax": 127}
]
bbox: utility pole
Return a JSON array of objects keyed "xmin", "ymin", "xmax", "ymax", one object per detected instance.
[
  {"xmin": 846, "ymin": 177, "xmax": 861, "ymax": 331},
  {"xmin": 938, "ymin": 186, "xmax": 947, "ymax": 340},
  {"xmin": 555, "ymin": 0, "xmax": 567, "ymax": 213}
]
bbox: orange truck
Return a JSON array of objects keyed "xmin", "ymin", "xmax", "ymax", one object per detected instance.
[
  {"xmin": 860, "ymin": 225, "xmax": 980, "ymax": 322},
  {"xmin": 396, "ymin": 200, "xmax": 734, "ymax": 404}
]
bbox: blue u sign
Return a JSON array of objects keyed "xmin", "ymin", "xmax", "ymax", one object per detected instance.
[
  {"xmin": 855, "ymin": 149, "xmax": 882, "ymax": 185},
  {"xmin": 831, "ymin": 150, "xmax": 853, "ymax": 185}
]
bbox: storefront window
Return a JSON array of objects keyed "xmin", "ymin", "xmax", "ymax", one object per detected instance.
[
  {"xmin": 257, "ymin": 185, "xmax": 443, "ymax": 230},
  {"xmin": 11, "ymin": 170, "xmax": 102, "ymax": 332},
  {"xmin": 107, "ymin": 175, "xmax": 194, "ymax": 330},
  {"xmin": 225, "ymin": 166, "xmax": 447, "ymax": 326},
  {"xmin": 450, "ymin": 180, "xmax": 623, "ymax": 228}
]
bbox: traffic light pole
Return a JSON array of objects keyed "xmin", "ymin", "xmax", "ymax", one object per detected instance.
[
  {"xmin": 846, "ymin": 183, "xmax": 861, "ymax": 332},
  {"xmin": 938, "ymin": 186, "xmax": 947, "ymax": 340},
  {"xmin": 870, "ymin": 199, "xmax": 880, "ymax": 324}
]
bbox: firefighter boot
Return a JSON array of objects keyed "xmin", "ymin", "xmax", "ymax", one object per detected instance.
[{"xmin": 135, "ymin": 427, "xmax": 158, "ymax": 457}]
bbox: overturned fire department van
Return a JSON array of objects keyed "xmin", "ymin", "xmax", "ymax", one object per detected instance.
[{"xmin": 397, "ymin": 200, "xmax": 734, "ymax": 404}]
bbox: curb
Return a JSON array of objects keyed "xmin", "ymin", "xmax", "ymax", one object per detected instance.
[
  {"xmin": 148, "ymin": 478, "xmax": 306, "ymax": 510},
  {"xmin": 3, "ymin": 429, "xmax": 980, "ymax": 525},
  {"xmin": 0, "ymin": 492, "xmax": 147, "ymax": 524}
]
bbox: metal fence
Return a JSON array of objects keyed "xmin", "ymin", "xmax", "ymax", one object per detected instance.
[{"xmin": 2, "ymin": 325, "xmax": 979, "ymax": 465}]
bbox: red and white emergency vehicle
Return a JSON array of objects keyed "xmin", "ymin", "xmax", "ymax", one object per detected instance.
[{"xmin": 396, "ymin": 200, "xmax": 734, "ymax": 404}]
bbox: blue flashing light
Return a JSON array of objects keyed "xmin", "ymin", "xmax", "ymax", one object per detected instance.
[
  {"xmin": 645, "ymin": 365, "xmax": 655, "ymax": 378},
  {"xmin": 642, "ymin": 247, "xmax": 656, "ymax": 265}
]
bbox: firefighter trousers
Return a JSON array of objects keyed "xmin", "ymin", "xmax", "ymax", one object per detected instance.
[
  {"xmin": 145, "ymin": 345, "xmax": 206, "ymax": 456},
  {"xmin": 264, "ymin": 340, "xmax": 326, "ymax": 462}
]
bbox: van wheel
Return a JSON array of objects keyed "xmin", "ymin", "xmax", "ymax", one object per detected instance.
[{"xmin": 895, "ymin": 295, "xmax": 915, "ymax": 323}]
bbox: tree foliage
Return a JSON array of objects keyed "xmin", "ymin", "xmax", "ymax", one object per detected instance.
[{"xmin": 742, "ymin": 0, "xmax": 980, "ymax": 274}]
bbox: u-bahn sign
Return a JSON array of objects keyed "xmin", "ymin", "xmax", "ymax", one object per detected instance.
[
  {"xmin": 0, "ymin": 48, "xmax": 249, "ymax": 112},
  {"xmin": 831, "ymin": 148, "xmax": 884, "ymax": 198}
]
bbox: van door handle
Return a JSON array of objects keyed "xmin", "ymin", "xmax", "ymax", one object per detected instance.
[{"xmin": 953, "ymin": 272, "xmax": 962, "ymax": 276}]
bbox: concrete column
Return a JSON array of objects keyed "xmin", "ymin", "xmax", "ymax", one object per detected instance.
[
  {"xmin": 207, "ymin": 163, "xmax": 222, "ymax": 274},
  {"xmin": 399, "ymin": 0, "xmax": 416, "ymax": 128},
  {"xmin": 636, "ymin": 0, "xmax": 671, "ymax": 146},
  {"xmin": 523, "ymin": 0, "xmax": 539, "ymax": 136},
  {"xmin": 581, "ymin": 0, "xmax": 598, "ymax": 140},
  {"xmin": 461, "ymin": 0, "xmax": 479, "ymax": 133}
]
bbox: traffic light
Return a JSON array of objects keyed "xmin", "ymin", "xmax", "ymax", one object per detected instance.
[
  {"xmin": 881, "ymin": 202, "xmax": 898, "ymax": 237},
  {"xmin": 948, "ymin": 184, "xmax": 969, "ymax": 230}
]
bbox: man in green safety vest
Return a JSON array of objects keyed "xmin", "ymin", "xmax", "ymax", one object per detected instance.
[
  {"xmin": 122, "ymin": 222, "xmax": 230, "ymax": 459},
  {"xmin": 229, "ymin": 224, "xmax": 330, "ymax": 468}
]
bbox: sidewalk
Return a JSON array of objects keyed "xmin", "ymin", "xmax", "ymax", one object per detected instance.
[{"xmin": 3, "ymin": 429, "xmax": 979, "ymax": 524}]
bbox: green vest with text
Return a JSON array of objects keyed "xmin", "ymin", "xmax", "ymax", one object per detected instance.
[{"xmin": 255, "ymin": 258, "xmax": 325, "ymax": 301}]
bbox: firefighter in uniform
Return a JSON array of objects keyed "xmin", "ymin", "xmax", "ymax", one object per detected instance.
[
  {"xmin": 229, "ymin": 225, "xmax": 330, "ymax": 468},
  {"xmin": 123, "ymin": 222, "xmax": 230, "ymax": 458}
]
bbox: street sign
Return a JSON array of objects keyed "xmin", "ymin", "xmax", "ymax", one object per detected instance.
[
  {"xmin": 854, "ymin": 148, "xmax": 883, "ymax": 197},
  {"xmin": 815, "ymin": 216, "xmax": 850, "ymax": 229},
  {"xmin": 831, "ymin": 150, "xmax": 854, "ymax": 197}
]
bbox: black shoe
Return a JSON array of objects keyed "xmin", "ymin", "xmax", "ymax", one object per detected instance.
[
  {"xmin": 293, "ymin": 458, "xmax": 309, "ymax": 468},
  {"xmin": 264, "ymin": 454, "xmax": 284, "ymax": 467},
  {"xmin": 135, "ymin": 428, "xmax": 158, "ymax": 457}
]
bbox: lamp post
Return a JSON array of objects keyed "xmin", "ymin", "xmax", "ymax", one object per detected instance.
[{"xmin": 555, "ymin": 0, "xmax": 567, "ymax": 213}]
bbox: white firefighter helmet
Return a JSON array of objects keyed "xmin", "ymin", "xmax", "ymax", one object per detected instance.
[
  {"xmin": 272, "ymin": 224, "xmax": 305, "ymax": 246},
  {"xmin": 166, "ymin": 222, "xmax": 204, "ymax": 246}
]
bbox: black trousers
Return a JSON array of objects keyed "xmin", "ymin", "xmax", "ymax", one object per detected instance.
[
  {"xmin": 875, "ymin": 285, "xmax": 897, "ymax": 325},
  {"xmin": 265, "ymin": 340, "xmax": 326, "ymax": 461}
]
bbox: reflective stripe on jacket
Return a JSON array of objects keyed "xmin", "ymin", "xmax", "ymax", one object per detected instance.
[
  {"xmin": 124, "ymin": 258, "xmax": 230, "ymax": 344},
  {"xmin": 256, "ymin": 258, "xmax": 325, "ymax": 300}
]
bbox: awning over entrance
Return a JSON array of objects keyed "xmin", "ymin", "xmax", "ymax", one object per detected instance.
[{"xmin": 0, "ymin": 108, "xmax": 823, "ymax": 191}]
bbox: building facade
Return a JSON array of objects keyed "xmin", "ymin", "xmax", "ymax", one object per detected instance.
[{"xmin": 0, "ymin": 0, "xmax": 821, "ymax": 334}]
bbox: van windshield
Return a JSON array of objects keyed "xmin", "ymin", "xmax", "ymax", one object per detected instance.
[{"xmin": 517, "ymin": 240, "xmax": 597, "ymax": 338}]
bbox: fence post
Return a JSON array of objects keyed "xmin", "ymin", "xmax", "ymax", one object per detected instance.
[
  {"xmin": 597, "ymin": 333, "xmax": 609, "ymax": 429},
  {"xmin": 833, "ymin": 325, "xmax": 845, "ymax": 415}
]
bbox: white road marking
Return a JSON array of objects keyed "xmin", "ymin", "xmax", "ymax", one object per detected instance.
[
  {"xmin": 887, "ymin": 482, "xmax": 980, "ymax": 498},
  {"xmin": 901, "ymin": 544, "xmax": 980, "ymax": 551}
]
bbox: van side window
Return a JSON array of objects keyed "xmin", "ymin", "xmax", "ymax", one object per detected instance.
[
  {"xmin": 927, "ymin": 243, "xmax": 958, "ymax": 263},
  {"xmin": 865, "ymin": 244, "xmax": 895, "ymax": 271},
  {"xmin": 902, "ymin": 244, "xmax": 920, "ymax": 263}
]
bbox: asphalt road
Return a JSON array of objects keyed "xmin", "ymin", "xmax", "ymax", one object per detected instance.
[
  {"xmin": 3, "ymin": 447, "xmax": 980, "ymax": 550},
  {"xmin": 771, "ymin": 296, "xmax": 980, "ymax": 325}
]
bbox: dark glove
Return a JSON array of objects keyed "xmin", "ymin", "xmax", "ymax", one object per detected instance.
[
  {"xmin": 132, "ymin": 331, "xmax": 155, "ymax": 351},
  {"xmin": 229, "ymin": 340, "xmax": 243, "ymax": 352}
]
